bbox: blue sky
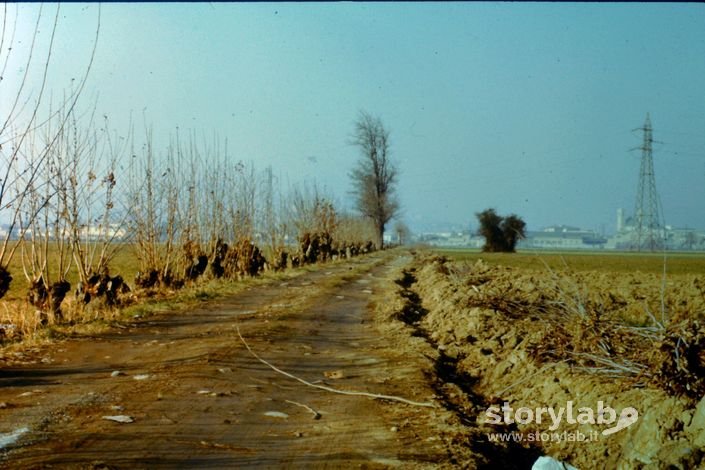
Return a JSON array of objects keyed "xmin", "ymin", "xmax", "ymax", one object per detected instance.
[{"xmin": 5, "ymin": 3, "xmax": 705, "ymax": 233}]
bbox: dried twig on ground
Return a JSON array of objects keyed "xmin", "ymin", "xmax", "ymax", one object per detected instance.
[
  {"xmin": 236, "ymin": 326, "xmax": 435, "ymax": 408},
  {"xmin": 285, "ymin": 399, "xmax": 322, "ymax": 419},
  {"xmin": 567, "ymin": 351, "xmax": 650, "ymax": 377}
]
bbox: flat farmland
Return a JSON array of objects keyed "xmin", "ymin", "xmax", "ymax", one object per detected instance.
[{"xmin": 434, "ymin": 247, "xmax": 705, "ymax": 275}]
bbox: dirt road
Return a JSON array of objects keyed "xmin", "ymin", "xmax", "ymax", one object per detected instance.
[{"xmin": 0, "ymin": 252, "xmax": 456, "ymax": 469}]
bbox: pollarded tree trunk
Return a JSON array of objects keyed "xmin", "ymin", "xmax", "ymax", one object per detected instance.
[
  {"xmin": 29, "ymin": 278, "xmax": 71, "ymax": 324},
  {"xmin": 377, "ymin": 223, "xmax": 385, "ymax": 250},
  {"xmin": 0, "ymin": 268, "xmax": 12, "ymax": 300}
]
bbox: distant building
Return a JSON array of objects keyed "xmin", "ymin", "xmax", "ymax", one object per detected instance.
[
  {"xmin": 608, "ymin": 208, "xmax": 705, "ymax": 251},
  {"xmin": 519, "ymin": 225, "xmax": 607, "ymax": 250},
  {"xmin": 616, "ymin": 208, "xmax": 625, "ymax": 233},
  {"xmin": 413, "ymin": 212, "xmax": 705, "ymax": 252},
  {"xmin": 417, "ymin": 231, "xmax": 472, "ymax": 247},
  {"xmin": 14, "ymin": 223, "xmax": 128, "ymax": 242},
  {"xmin": 78, "ymin": 223, "xmax": 128, "ymax": 241}
]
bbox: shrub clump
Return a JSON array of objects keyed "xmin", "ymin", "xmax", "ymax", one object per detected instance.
[{"xmin": 476, "ymin": 208, "xmax": 526, "ymax": 253}]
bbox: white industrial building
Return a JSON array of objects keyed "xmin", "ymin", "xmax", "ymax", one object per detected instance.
[
  {"xmin": 3, "ymin": 223, "xmax": 128, "ymax": 242},
  {"xmin": 609, "ymin": 208, "xmax": 705, "ymax": 251},
  {"xmin": 518, "ymin": 225, "xmax": 607, "ymax": 250}
]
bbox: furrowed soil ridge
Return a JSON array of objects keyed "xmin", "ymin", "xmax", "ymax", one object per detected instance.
[
  {"xmin": 408, "ymin": 252, "xmax": 705, "ymax": 469},
  {"xmin": 393, "ymin": 267, "xmax": 541, "ymax": 469}
]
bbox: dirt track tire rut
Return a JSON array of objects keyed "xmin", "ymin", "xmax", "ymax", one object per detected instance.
[{"xmin": 0, "ymin": 253, "xmax": 451, "ymax": 469}]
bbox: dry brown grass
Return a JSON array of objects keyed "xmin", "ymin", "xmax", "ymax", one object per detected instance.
[
  {"xmin": 435, "ymin": 253, "xmax": 705, "ymax": 400},
  {"xmin": 0, "ymin": 241, "xmax": 138, "ymax": 343}
]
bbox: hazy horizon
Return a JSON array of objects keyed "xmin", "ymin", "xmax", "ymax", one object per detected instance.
[{"xmin": 4, "ymin": 3, "xmax": 704, "ymax": 235}]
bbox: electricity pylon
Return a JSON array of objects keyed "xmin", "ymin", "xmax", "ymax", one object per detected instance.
[{"xmin": 630, "ymin": 113, "xmax": 665, "ymax": 251}]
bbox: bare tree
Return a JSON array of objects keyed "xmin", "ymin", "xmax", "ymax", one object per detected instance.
[
  {"xmin": 350, "ymin": 111, "xmax": 399, "ymax": 249},
  {"xmin": 200, "ymin": 136, "xmax": 228, "ymax": 254},
  {"xmin": 65, "ymin": 119, "xmax": 132, "ymax": 308},
  {"xmin": 286, "ymin": 182, "xmax": 332, "ymax": 240},
  {"xmin": 333, "ymin": 212, "xmax": 376, "ymax": 246},
  {"xmin": 260, "ymin": 166, "xmax": 281, "ymax": 254},
  {"xmin": 393, "ymin": 220, "xmax": 410, "ymax": 245},
  {"xmin": 20, "ymin": 115, "xmax": 73, "ymax": 323},
  {"xmin": 231, "ymin": 161, "xmax": 257, "ymax": 242},
  {"xmin": 0, "ymin": 4, "xmax": 100, "ymax": 300},
  {"xmin": 128, "ymin": 126, "xmax": 183, "ymax": 288}
]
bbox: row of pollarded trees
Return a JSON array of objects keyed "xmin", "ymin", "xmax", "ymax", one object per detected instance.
[
  {"xmin": 21, "ymin": 107, "xmax": 131, "ymax": 322},
  {"xmin": 3, "ymin": 106, "xmax": 381, "ymax": 323},
  {"xmin": 1, "ymin": 107, "xmax": 392, "ymax": 325},
  {"xmin": 127, "ymin": 130, "xmax": 380, "ymax": 297},
  {"xmin": 0, "ymin": 4, "xmax": 402, "ymax": 323},
  {"xmin": 126, "ymin": 110, "xmax": 403, "ymax": 296}
]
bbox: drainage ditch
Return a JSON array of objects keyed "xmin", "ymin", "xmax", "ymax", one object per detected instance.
[{"xmin": 394, "ymin": 268, "xmax": 541, "ymax": 469}]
